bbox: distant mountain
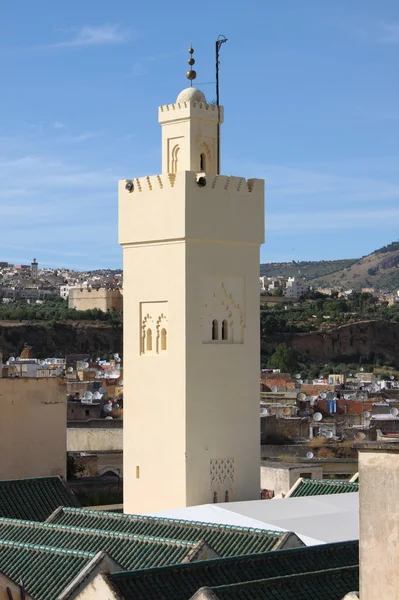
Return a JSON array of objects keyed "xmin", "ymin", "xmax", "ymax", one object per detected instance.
[
  {"xmin": 260, "ymin": 259, "xmax": 358, "ymax": 281},
  {"xmin": 311, "ymin": 241, "xmax": 399, "ymax": 290},
  {"xmin": 260, "ymin": 241, "xmax": 399, "ymax": 290}
]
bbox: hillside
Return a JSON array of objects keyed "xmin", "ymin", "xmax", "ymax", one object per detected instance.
[
  {"xmin": 261, "ymin": 241, "xmax": 399, "ymax": 290},
  {"xmin": 311, "ymin": 241, "xmax": 399, "ymax": 290},
  {"xmin": 260, "ymin": 259, "xmax": 358, "ymax": 280}
]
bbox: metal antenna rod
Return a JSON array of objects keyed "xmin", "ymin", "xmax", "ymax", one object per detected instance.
[{"xmin": 216, "ymin": 35, "xmax": 227, "ymax": 174}]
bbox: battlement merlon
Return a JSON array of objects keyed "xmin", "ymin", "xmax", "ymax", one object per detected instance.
[
  {"xmin": 118, "ymin": 171, "xmax": 265, "ymax": 247},
  {"xmin": 159, "ymin": 102, "xmax": 224, "ymax": 125}
]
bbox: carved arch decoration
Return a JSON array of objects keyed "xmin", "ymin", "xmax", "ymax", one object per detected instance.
[
  {"xmin": 156, "ymin": 313, "xmax": 168, "ymax": 353},
  {"xmin": 171, "ymin": 144, "xmax": 180, "ymax": 174},
  {"xmin": 198, "ymin": 141, "xmax": 212, "ymax": 172},
  {"xmin": 141, "ymin": 313, "xmax": 155, "ymax": 354},
  {"xmin": 203, "ymin": 281, "xmax": 245, "ymax": 344}
]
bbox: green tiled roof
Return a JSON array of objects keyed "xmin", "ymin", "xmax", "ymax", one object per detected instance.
[
  {"xmin": 106, "ymin": 540, "xmax": 359, "ymax": 600},
  {"xmin": 48, "ymin": 507, "xmax": 289, "ymax": 556},
  {"xmin": 289, "ymin": 478, "xmax": 359, "ymax": 497},
  {"xmin": 0, "ymin": 538, "xmax": 95, "ymax": 600},
  {"xmin": 0, "ymin": 477, "xmax": 80, "ymax": 521},
  {"xmin": 0, "ymin": 516, "xmax": 202, "ymax": 570},
  {"xmin": 202, "ymin": 566, "xmax": 359, "ymax": 599}
]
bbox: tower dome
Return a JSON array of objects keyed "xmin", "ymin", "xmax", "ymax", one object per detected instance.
[{"xmin": 176, "ymin": 87, "xmax": 207, "ymax": 104}]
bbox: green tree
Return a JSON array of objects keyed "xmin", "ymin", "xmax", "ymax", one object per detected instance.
[{"xmin": 268, "ymin": 343, "xmax": 299, "ymax": 373}]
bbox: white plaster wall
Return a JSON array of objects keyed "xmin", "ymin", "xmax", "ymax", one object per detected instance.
[
  {"xmin": 67, "ymin": 429, "xmax": 123, "ymax": 452},
  {"xmin": 359, "ymin": 447, "xmax": 399, "ymax": 600}
]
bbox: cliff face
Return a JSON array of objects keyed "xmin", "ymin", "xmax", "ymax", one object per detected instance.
[
  {"xmin": 0, "ymin": 321, "xmax": 122, "ymax": 358},
  {"xmin": 264, "ymin": 320, "xmax": 399, "ymax": 367}
]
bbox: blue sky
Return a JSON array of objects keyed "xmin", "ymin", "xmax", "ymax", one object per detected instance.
[{"xmin": 0, "ymin": 0, "xmax": 398, "ymax": 269}]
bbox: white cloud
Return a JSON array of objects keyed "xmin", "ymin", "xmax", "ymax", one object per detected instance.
[
  {"xmin": 53, "ymin": 121, "xmax": 66, "ymax": 129},
  {"xmin": 50, "ymin": 25, "xmax": 130, "ymax": 48}
]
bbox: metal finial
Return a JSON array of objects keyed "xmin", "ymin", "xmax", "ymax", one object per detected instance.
[{"xmin": 186, "ymin": 45, "xmax": 197, "ymax": 86}]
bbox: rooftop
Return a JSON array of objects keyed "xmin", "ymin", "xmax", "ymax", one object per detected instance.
[
  {"xmin": 0, "ymin": 476, "xmax": 80, "ymax": 522},
  {"xmin": 105, "ymin": 540, "xmax": 359, "ymax": 600},
  {"xmin": 286, "ymin": 478, "xmax": 359, "ymax": 498},
  {"xmin": 0, "ymin": 538, "xmax": 98, "ymax": 600},
  {"xmin": 47, "ymin": 507, "xmax": 294, "ymax": 556}
]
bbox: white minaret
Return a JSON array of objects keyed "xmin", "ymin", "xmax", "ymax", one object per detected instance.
[{"xmin": 119, "ymin": 49, "xmax": 265, "ymax": 513}]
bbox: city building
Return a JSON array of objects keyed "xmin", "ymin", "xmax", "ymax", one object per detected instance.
[
  {"xmin": 31, "ymin": 258, "xmax": 38, "ymax": 282},
  {"xmin": 284, "ymin": 277, "xmax": 308, "ymax": 298},
  {"xmin": 0, "ymin": 377, "xmax": 67, "ymax": 480},
  {"xmin": 119, "ymin": 59, "xmax": 264, "ymax": 512},
  {"xmin": 68, "ymin": 286, "xmax": 123, "ymax": 312}
]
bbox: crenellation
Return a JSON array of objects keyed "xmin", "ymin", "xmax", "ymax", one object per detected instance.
[
  {"xmin": 160, "ymin": 101, "xmax": 218, "ymax": 113},
  {"xmin": 124, "ymin": 173, "xmax": 260, "ymax": 195}
]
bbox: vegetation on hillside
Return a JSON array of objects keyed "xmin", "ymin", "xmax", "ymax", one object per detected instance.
[{"xmin": 260, "ymin": 258, "xmax": 358, "ymax": 280}]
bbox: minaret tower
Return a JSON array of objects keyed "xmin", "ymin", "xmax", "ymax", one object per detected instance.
[{"xmin": 119, "ymin": 48, "xmax": 265, "ymax": 513}]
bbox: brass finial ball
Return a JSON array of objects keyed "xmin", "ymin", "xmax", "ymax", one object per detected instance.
[
  {"xmin": 188, "ymin": 57, "xmax": 195, "ymax": 66},
  {"xmin": 186, "ymin": 69, "xmax": 197, "ymax": 81},
  {"xmin": 189, "ymin": 46, "xmax": 194, "ymax": 54}
]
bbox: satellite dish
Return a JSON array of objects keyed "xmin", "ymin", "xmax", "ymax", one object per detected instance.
[
  {"xmin": 390, "ymin": 375, "xmax": 395, "ymax": 381},
  {"xmin": 364, "ymin": 411, "xmax": 371, "ymax": 419},
  {"xmin": 320, "ymin": 392, "xmax": 327, "ymax": 399},
  {"xmin": 84, "ymin": 391, "xmax": 93, "ymax": 401},
  {"xmin": 355, "ymin": 432, "xmax": 366, "ymax": 441},
  {"xmin": 360, "ymin": 367, "xmax": 364, "ymax": 372},
  {"xmin": 391, "ymin": 407, "xmax": 399, "ymax": 417},
  {"xmin": 260, "ymin": 408, "xmax": 268, "ymax": 416},
  {"xmin": 325, "ymin": 431, "xmax": 333, "ymax": 439},
  {"xmin": 283, "ymin": 407, "xmax": 291, "ymax": 416},
  {"xmin": 297, "ymin": 392, "xmax": 306, "ymax": 401},
  {"xmin": 96, "ymin": 357, "xmax": 101, "ymax": 362},
  {"xmin": 105, "ymin": 416, "xmax": 113, "ymax": 420},
  {"xmin": 40, "ymin": 360, "xmax": 46, "ymax": 366},
  {"xmin": 295, "ymin": 373, "xmax": 301, "ymax": 379},
  {"xmin": 298, "ymin": 379, "xmax": 303, "ymax": 384},
  {"xmin": 93, "ymin": 391, "xmax": 101, "ymax": 400},
  {"xmin": 306, "ymin": 452, "xmax": 314, "ymax": 459},
  {"xmin": 83, "ymin": 362, "xmax": 89, "ymax": 369},
  {"xmin": 67, "ymin": 367, "xmax": 73, "ymax": 373},
  {"xmin": 271, "ymin": 386, "xmax": 278, "ymax": 393},
  {"xmin": 116, "ymin": 356, "xmax": 121, "ymax": 363},
  {"xmin": 113, "ymin": 353, "xmax": 119, "ymax": 359},
  {"xmin": 313, "ymin": 412, "xmax": 323, "ymax": 422},
  {"xmin": 103, "ymin": 403, "xmax": 112, "ymax": 413},
  {"xmin": 114, "ymin": 403, "xmax": 120, "ymax": 410},
  {"xmin": 9, "ymin": 357, "xmax": 15, "ymax": 362},
  {"xmin": 99, "ymin": 387, "xmax": 106, "ymax": 394}
]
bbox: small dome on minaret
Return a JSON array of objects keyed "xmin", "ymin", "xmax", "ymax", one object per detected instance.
[{"xmin": 176, "ymin": 87, "xmax": 207, "ymax": 104}]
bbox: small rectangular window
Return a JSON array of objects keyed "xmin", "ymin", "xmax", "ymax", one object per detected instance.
[
  {"xmin": 300, "ymin": 472, "xmax": 312, "ymax": 479},
  {"xmin": 136, "ymin": 466, "xmax": 140, "ymax": 479}
]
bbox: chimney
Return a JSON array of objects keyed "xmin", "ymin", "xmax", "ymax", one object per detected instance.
[{"xmin": 357, "ymin": 440, "xmax": 399, "ymax": 599}]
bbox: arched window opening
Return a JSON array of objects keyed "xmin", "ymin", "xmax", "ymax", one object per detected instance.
[
  {"xmin": 161, "ymin": 328, "xmax": 167, "ymax": 351},
  {"xmin": 225, "ymin": 490, "xmax": 229, "ymax": 502},
  {"xmin": 212, "ymin": 320, "xmax": 219, "ymax": 341},
  {"xmin": 200, "ymin": 152, "xmax": 206, "ymax": 172},
  {"xmin": 213, "ymin": 491, "xmax": 218, "ymax": 503},
  {"xmin": 222, "ymin": 320, "xmax": 228, "ymax": 341},
  {"xmin": 146, "ymin": 328, "xmax": 153, "ymax": 352},
  {"xmin": 171, "ymin": 145, "xmax": 180, "ymax": 174}
]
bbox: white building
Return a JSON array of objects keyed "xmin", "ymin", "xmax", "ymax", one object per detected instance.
[
  {"xmin": 119, "ymin": 53, "xmax": 265, "ymax": 513},
  {"xmin": 284, "ymin": 277, "xmax": 307, "ymax": 298}
]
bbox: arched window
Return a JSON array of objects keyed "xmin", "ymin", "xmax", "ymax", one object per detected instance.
[
  {"xmin": 225, "ymin": 490, "xmax": 229, "ymax": 502},
  {"xmin": 171, "ymin": 145, "xmax": 180, "ymax": 174},
  {"xmin": 146, "ymin": 328, "xmax": 153, "ymax": 352},
  {"xmin": 222, "ymin": 319, "xmax": 228, "ymax": 341},
  {"xmin": 161, "ymin": 328, "xmax": 167, "ymax": 351},
  {"xmin": 212, "ymin": 320, "xmax": 219, "ymax": 341},
  {"xmin": 213, "ymin": 491, "xmax": 218, "ymax": 503},
  {"xmin": 200, "ymin": 152, "xmax": 206, "ymax": 171}
]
